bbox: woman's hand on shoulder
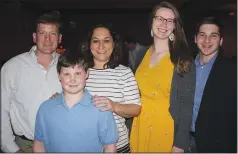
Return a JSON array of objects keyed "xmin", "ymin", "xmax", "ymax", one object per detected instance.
[
  {"xmin": 49, "ymin": 92, "xmax": 60, "ymax": 99},
  {"xmin": 92, "ymin": 95, "xmax": 116, "ymax": 112}
]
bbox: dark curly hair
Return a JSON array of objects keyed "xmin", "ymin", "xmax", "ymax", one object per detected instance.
[{"xmin": 86, "ymin": 24, "xmax": 122, "ymax": 69}]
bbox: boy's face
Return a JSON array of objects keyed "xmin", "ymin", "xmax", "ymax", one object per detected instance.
[{"xmin": 58, "ymin": 65, "xmax": 88, "ymax": 95}]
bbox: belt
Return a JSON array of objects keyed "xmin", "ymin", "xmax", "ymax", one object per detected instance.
[
  {"xmin": 18, "ymin": 135, "xmax": 33, "ymax": 141},
  {"xmin": 190, "ymin": 131, "xmax": 195, "ymax": 137}
]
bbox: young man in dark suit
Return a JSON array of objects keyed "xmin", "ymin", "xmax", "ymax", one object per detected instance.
[{"xmin": 189, "ymin": 16, "xmax": 237, "ymax": 153}]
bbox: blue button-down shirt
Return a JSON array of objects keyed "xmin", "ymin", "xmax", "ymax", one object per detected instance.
[{"xmin": 191, "ymin": 54, "xmax": 217, "ymax": 132}]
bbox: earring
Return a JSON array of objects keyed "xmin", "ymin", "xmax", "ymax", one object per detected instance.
[
  {"xmin": 169, "ymin": 33, "xmax": 174, "ymax": 41},
  {"xmin": 151, "ymin": 30, "xmax": 154, "ymax": 37}
]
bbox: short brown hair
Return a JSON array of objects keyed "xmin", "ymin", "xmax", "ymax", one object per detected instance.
[
  {"xmin": 36, "ymin": 11, "xmax": 62, "ymax": 33},
  {"xmin": 57, "ymin": 48, "xmax": 89, "ymax": 73}
]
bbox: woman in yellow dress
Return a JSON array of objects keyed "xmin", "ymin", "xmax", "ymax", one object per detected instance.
[{"xmin": 130, "ymin": 2, "xmax": 196, "ymax": 152}]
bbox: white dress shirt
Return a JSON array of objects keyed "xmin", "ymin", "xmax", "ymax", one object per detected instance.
[{"xmin": 1, "ymin": 46, "xmax": 62, "ymax": 152}]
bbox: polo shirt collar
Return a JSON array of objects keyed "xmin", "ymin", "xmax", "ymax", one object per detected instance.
[
  {"xmin": 58, "ymin": 89, "xmax": 92, "ymax": 107},
  {"xmin": 29, "ymin": 45, "xmax": 59, "ymax": 63}
]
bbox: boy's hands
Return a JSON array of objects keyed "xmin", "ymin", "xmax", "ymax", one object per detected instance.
[{"xmin": 92, "ymin": 95, "xmax": 116, "ymax": 112}]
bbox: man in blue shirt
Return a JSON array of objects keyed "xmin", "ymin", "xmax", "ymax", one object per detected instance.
[
  {"xmin": 190, "ymin": 17, "xmax": 237, "ymax": 153},
  {"xmin": 33, "ymin": 49, "xmax": 119, "ymax": 152}
]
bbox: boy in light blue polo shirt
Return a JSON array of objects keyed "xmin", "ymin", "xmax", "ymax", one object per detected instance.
[{"xmin": 32, "ymin": 49, "xmax": 118, "ymax": 152}]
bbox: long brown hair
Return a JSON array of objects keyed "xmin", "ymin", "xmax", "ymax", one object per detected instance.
[{"xmin": 149, "ymin": 1, "xmax": 193, "ymax": 75}]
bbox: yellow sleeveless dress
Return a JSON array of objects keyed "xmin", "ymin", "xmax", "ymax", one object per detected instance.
[{"xmin": 130, "ymin": 46, "xmax": 174, "ymax": 152}]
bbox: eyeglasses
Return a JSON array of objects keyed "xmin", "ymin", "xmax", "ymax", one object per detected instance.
[{"xmin": 153, "ymin": 16, "xmax": 175, "ymax": 26}]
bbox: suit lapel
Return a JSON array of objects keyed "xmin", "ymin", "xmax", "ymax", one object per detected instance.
[{"xmin": 196, "ymin": 53, "xmax": 223, "ymax": 122}]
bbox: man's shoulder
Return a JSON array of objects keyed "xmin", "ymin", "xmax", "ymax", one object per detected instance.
[
  {"xmin": 3, "ymin": 46, "xmax": 37, "ymax": 67},
  {"xmin": 137, "ymin": 44, "xmax": 147, "ymax": 50},
  {"xmin": 1, "ymin": 53, "xmax": 31, "ymax": 75},
  {"xmin": 215, "ymin": 54, "xmax": 236, "ymax": 71},
  {"xmin": 3, "ymin": 52, "xmax": 30, "ymax": 67},
  {"xmin": 136, "ymin": 44, "xmax": 147, "ymax": 56},
  {"xmin": 220, "ymin": 55, "xmax": 236, "ymax": 65},
  {"xmin": 39, "ymin": 95, "xmax": 61, "ymax": 111}
]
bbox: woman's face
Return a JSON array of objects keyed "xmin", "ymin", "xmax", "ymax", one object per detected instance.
[
  {"xmin": 152, "ymin": 7, "xmax": 175, "ymax": 40},
  {"xmin": 90, "ymin": 27, "xmax": 114, "ymax": 65}
]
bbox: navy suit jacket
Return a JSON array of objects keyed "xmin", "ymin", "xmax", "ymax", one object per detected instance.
[{"xmin": 195, "ymin": 52, "xmax": 237, "ymax": 153}]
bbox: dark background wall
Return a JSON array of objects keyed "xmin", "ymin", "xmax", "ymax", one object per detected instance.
[
  {"xmin": 0, "ymin": 1, "xmax": 236, "ymax": 153},
  {"xmin": 1, "ymin": 0, "xmax": 237, "ymax": 66}
]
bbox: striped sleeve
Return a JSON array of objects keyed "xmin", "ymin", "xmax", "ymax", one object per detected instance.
[{"xmin": 121, "ymin": 68, "xmax": 141, "ymax": 105}]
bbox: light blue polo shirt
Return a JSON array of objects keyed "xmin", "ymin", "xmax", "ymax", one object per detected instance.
[{"xmin": 34, "ymin": 89, "xmax": 119, "ymax": 152}]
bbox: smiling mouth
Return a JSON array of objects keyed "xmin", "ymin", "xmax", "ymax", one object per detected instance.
[
  {"xmin": 43, "ymin": 44, "xmax": 52, "ymax": 47},
  {"xmin": 202, "ymin": 44, "xmax": 212, "ymax": 48},
  {"xmin": 97, "ymin": 51, "xmax": 107, "ymax": 54},
  {"xmin": 157, "ymin": 28, "xmax": 168, "ymax": 33}
]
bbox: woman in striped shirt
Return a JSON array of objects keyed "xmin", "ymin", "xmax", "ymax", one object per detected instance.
[{"xmin": 85, "ymin": 24, "xmax": 141, "ymax": 153}]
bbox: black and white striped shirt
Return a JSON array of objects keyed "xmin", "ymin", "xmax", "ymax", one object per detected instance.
[{"xmin": 86, "ymin": 65, "xmax": 141, "ymax": 149}]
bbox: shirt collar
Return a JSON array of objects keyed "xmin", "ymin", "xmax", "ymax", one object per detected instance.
[
  {"xmin": 134, "ymin": 43, "xmax": 140, "ymax": 51},
  {"xmin": 29, "ymin": 45, "xmax": 59, "ymax": 63},
  {"xmin": 57, "ymin": 89, "xmax": 92, "ymax": 107},
  {"xmin": 129, "ymin": 43, "xmax": 139, "ymax": 52},
  {"xmin": 195, "ymin": 53, "xmax": 218, "ymax": 66}
]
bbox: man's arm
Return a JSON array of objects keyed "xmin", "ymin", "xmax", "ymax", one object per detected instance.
[
  {"xmin": 32, "ymin": 140, "xmax": 45, "ymax": 152},
  {"xmin": 104, "ymin": 144, "xmax": 116, "ymax": 153},
  {"xmin": 1, "ymin": 63, "xmax": 20, "ymax": 152}
]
